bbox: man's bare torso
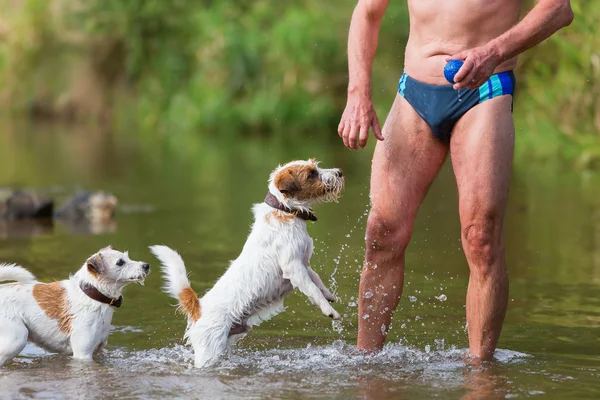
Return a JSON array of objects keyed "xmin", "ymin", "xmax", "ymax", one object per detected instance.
[{"xmin": 404, "ymin": 0, "xmax": 524, "ymax": 84}]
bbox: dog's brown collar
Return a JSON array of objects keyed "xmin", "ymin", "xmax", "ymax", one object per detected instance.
[
  {"xmin": 264, "ymin": 192, "xmax": 317, "ymax": 222},
  {"xmin": 79, "ymin": 282, "xmax": 123, "ymax": 308}
]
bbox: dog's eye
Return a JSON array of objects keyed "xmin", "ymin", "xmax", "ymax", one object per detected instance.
[
  {"xmin": 308, "ymin": 170, "xmax": 319, "ymax": 179},
  {"xmin": 116, "ymin": 259, "xmax": 125, "ymax": 267}
]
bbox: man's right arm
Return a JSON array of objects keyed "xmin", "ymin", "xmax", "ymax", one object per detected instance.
[
  {"xmin": 338, "ymin": 0, "xmax": 390, "ymax": 150},
  {"xmin": 347, "ymin": 0, "xmax": 389, "ymax": 99}
]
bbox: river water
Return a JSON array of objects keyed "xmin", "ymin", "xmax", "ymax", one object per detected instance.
[{"xmin": 0, "ymin": 121, "xmax": 598, "ymax": 399}]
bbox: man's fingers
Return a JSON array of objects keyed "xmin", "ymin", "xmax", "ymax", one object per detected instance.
[
  {"xmin": 372, "ymin": 116, "xmax": 384, "ymax": 141},
  {"xmin": 454, "ymin": 66, "xmax": 480, "ymax": 90},
  {"xmin": 348, "ymin": 124, "xmax": 359, "ymax": 150},
  {"xmin": 358, "ymin": 124, "xmax": 369, "ymax": 148},
  {"xmin": 453, "ymin": 58, "xmax": 473, "ymax": 84},
  {"xmin": 342, "ymin": 124, "xmax": 351, "ymax": 148},
  {"xmin": 338, "ymin": 119, "xmax": 345, "ymax": 137},
  {"xmin": 465, "ymin": 70, "xmax": 484, "ymax": 90}
]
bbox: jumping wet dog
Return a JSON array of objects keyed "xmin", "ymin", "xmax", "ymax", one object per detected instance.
[{"xmin": 151, "ymin": 159, "xmax": 344, "ymax": 368}]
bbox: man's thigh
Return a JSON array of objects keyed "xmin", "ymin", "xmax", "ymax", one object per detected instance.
[
  {"xmin": 450, "ymin": 96, "xmax": 515, "ymax": 226},
  {"xmin": 369, "ymin": 94, "xmax": 448, "ymax": 229}
]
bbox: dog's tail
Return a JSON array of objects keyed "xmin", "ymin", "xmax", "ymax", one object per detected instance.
[
  {"xmin": 0, "ymin": 263, "xmax": 36, "ymax": 283},
  {"xmin": 149, "ymin": 245, "xmax": 201, "ymax": 322}
]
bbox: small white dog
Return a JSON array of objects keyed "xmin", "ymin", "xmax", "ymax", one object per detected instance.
[
  {"xmin": 0, "ymin": 246, "xmax": 150, "ymax": 366},
  {"xmin": 151, "ymin": 159, "xmax": 344, "ymax": 368}
]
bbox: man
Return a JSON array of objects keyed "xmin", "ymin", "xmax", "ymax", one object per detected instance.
[{"xmin": 338, "ymin": 0, "xmax": 573, "ymax": 360}]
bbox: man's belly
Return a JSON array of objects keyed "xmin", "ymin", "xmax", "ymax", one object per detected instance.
[
  {"xmin": 403, "ymin": 43, "xmax": 518, "ymax": 85},
  {"xmin": 403, "ymin": 0, "xmax": 522, "ymax": 84}
]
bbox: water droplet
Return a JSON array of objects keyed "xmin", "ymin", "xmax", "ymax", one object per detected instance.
[
  {"xmin": 348, "ymin": 301, "xmax": 357, "ymax": 307},
  {"xmin": 409, "ymin": 296, "xmax": 417, "ymax": 302},
  {"xmin": 436, "ymin": 294, "xmax": 447, "ymax": 302},
  {"xmin": 332, "ymin": 320, "xmax": 343, "ymax": 334},
  {"xmin": 362, "ymin": 314, "xmax": 370, "ymax": 320},
  {"xmin": 381, "ymin": 324, "xmax": 387, "ymax": 335},
  {"xmin": 364, "ymin": 291, "xmax": 374, "ymax": 299},
  {"xmin": 371, "ymin": 264, "xmax": 378, "ymax": 269},
  {"xmin": 425, "ymin": 344, "xmax": 431, "ymax": 353}
]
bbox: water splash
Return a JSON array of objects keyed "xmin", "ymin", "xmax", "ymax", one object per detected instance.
[
  {"xmin": 331, "ymin": 320, "xmax": 344, "ymax": 334},
  {"xmin": 10, "ymin": 341, "xmax": 535, "ymax": 399},
  {"xmin": 329, "ymin": 202, "xmax": 370, "ymax": 297},
  {"xmin": 110, "ymin": 325, "xmax": 144, "ymax": 333},
  {"xmin": 435, "ymin": 294, "xmax": 447, "ymax": 302},
  {"xmin": 101, "ymin": 341, "xmax": 531, "ymax": 377}
]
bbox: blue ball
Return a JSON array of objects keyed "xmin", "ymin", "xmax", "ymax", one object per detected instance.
[{"xmin": 444, "ymin": 59, "xmax": 464, "ymax": 84}]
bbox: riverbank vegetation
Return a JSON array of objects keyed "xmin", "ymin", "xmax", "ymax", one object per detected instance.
[{"xmin": 0, "ymin": 0, "xmax": 598, "ymax": 166}]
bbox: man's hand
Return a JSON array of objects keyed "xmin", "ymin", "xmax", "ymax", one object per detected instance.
[
  {"xmin": 338, "ymin": 94, "xmax": 384, "ymax": 150},
  {"xmin": 446, "ymin": 43, "xmax": 502, "ymax": 90}
]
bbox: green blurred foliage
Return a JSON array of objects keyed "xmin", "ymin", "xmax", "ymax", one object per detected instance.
[
  {"xmin": 66, "ymin": 0, "xmax": 352, "ymax": 134},
  {"xmin": 514, "ymin": 1, "xmax": 600, "ymax": 166}
]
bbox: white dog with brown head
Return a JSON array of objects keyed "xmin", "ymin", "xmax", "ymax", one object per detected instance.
[
  {"xmin": 0, "ymin": 246, "xmax": 150, "ymax": 366},
  {"xmin": 151, "ymin": 159, "xmax": 344, "ymax": 368}
]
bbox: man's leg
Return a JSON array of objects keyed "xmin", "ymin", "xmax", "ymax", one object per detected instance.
[
  {"xmin": 358, "ymin": 95, "xmax": 448, "ymax": 352},
  {"xmin": 450, "ymin": 96, "xmax": 514, "ymax": 360}
]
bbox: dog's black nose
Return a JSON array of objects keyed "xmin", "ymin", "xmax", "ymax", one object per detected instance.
[
  {"xmin": 337, "ymin": 170, "xmax": 343, "ymax": 178},
  {"xmin": 142, "ymin": 263, "xmax": 150, "ymax": 273}
]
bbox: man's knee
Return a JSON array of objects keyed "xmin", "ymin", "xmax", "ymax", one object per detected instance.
[
  {"xmin": 365, "ymin": 209, "xmax": 412, "ymax": 260},
  {"xmin": 461, "ymin": 214, "xmax": 503, "ymax": 274}
]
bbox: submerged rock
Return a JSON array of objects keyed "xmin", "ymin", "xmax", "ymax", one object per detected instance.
[
  {"xmin": 54, "ymin": 191, "xmax": 118, "ymax": 222},
  {"xmin": 0, "ymin": 189, "xmax": 118, "ymax": 222},
  {"xmin": 0, "ymin": 189, "xmax": 118, "ymax": 238},
  {"xmin": 0, "ymin": 189, "xmax": 54, "ymax": 219}
]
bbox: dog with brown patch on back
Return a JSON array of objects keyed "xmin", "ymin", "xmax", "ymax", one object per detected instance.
[
  {"xmin": 150, "ymin": 159, "xmax": 344, "ymax": 368},
  {"xmin": 0, "ymin": 246, "xmax": 150, "ymax": 366}
]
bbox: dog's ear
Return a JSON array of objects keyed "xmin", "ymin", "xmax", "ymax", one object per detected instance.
[
  {"xmin": 101, "ymin": 245, "xmax": 113, "ymax": 251},
  {"xmin": 275, "ymin": 170, "xmax": 300, "ymax": 195},
  {"xmin": 87, "ymin": 254, "xmax": 104, "ymax": 275}
]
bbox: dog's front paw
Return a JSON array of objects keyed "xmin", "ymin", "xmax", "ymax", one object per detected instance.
[
  {"xmin": 321, "ymin": 304, "xmax": 341, "ymax": 320},
  {"xmin": 329, "ymin": 309, "xmax": 341, "ymax": 320},
  {"xmin": 324, "ymin": 292, "xmax": 337, "ymax": 303}
]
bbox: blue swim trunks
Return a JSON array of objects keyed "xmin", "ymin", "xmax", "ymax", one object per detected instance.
[{"xmin": 398, "ymin": 71, "xmax": 516, "ymax": 143}]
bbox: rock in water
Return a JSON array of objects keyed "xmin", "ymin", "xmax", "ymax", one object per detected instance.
[
  {"xmin": 0, "ymin": 189, "xmax": 54, "ymax": 219},
  {"xmin": 55, "ymin": 191, "xmax": 118, "ymax": 222}
]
